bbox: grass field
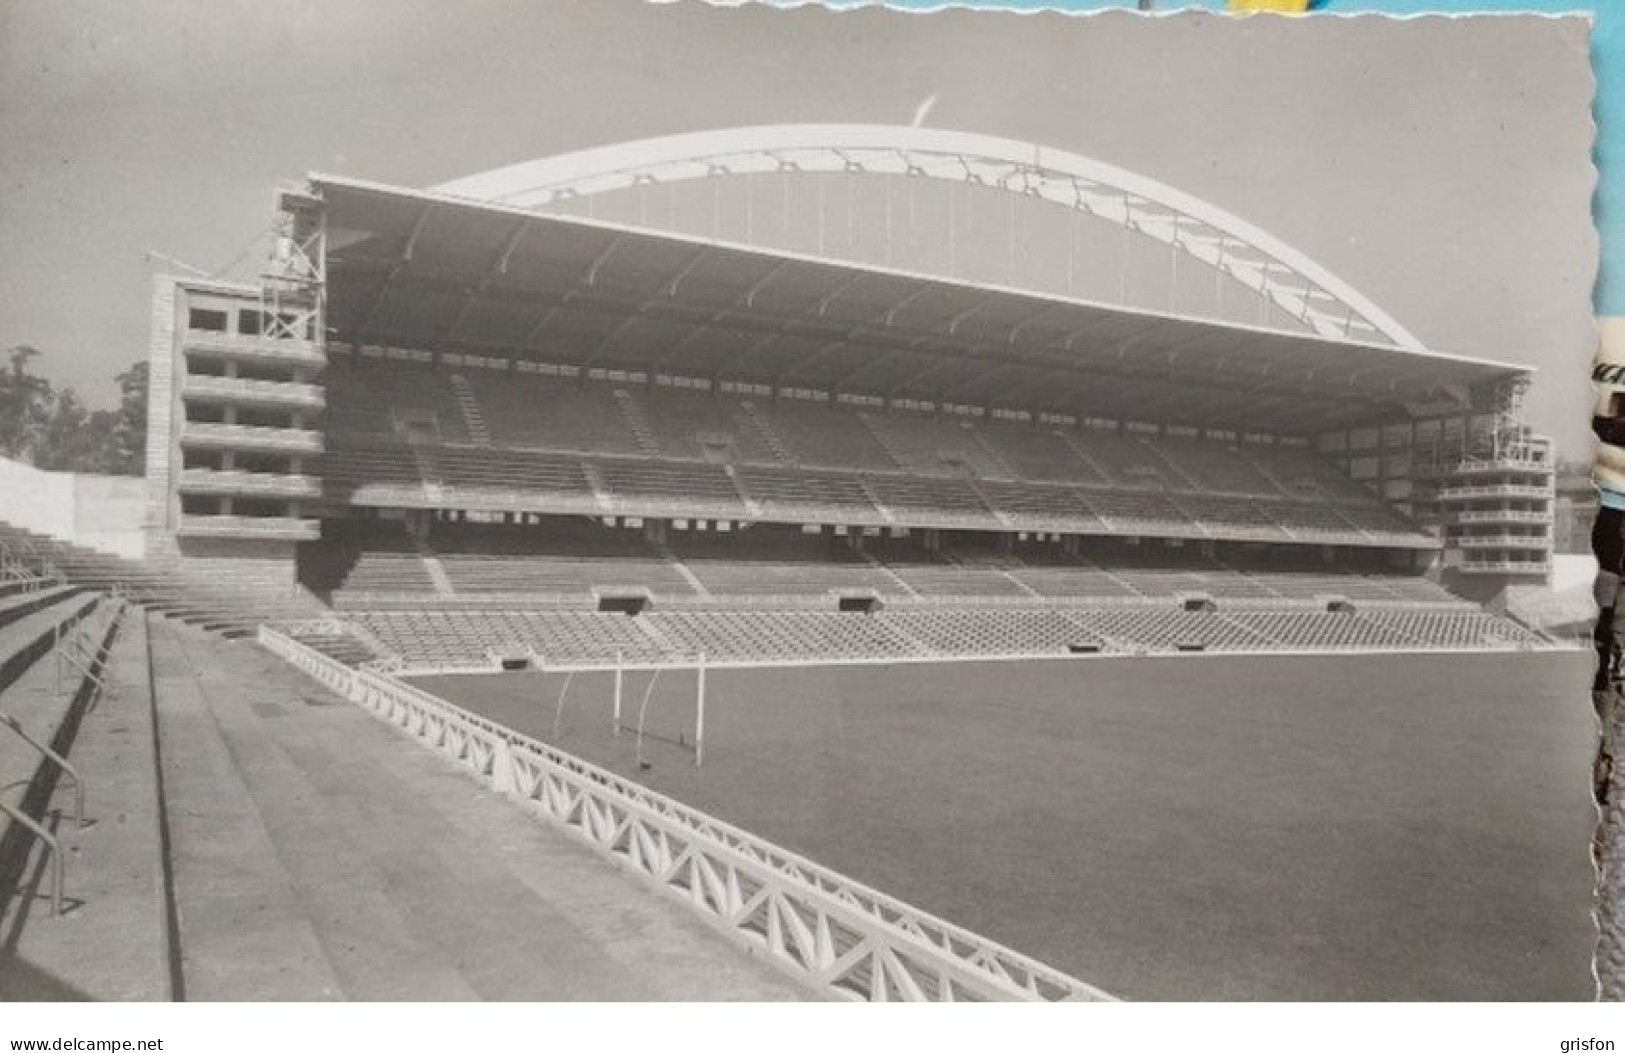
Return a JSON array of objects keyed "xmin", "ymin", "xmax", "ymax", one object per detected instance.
[{"xmin": 410, "ymin": 650, "xmax": 1595, "ymax": 1001}]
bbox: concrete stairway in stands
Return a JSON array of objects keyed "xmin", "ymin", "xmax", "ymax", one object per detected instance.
[
  {"xmin": 0, "ymin": 520, "xmax": 325, "ymax": 639},
  {"xmin": 0, "ymin": 600, "xmax": 172, "ymax": 1000},
  {"xmin": 145, "ymin": 622, "xmax": 802, "ymax": 999},
  {"xmin": 0, "ymin": 582, "xmax": 168, "ymax": 1000}
]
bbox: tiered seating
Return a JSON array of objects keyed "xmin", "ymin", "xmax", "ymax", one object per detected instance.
[
  {"xmin": 1265, "ymin": 502, "xmax": 1363, "ymax": 539},
  {"xmin": 1078, "ymin": 490, "xmax": 1188, "ymax": 531},
  {"xmin": 1005, "ymin": 552, "xmax": 1138, "ymax": 598},
  {"xmin": 976, "ymin": 481, "xmax": 1104, "ymax": 532},
  {"xmin": 649, "ymin": 611, "xmax": 913, "ymax": 662},
  {"xmin": 595, "ymin": 460, "xmax": 745, "ymax": 518},
  {"xmin": 300, "ymin": 520, "xmax": 434, "ymax": 596},
  {"xmin": 344, "ymin": 552, "xmax": 435, "ymax": 593},
  {"xmin": 327, "ymin": 361, "xmax": 468, "ymax": 444},
  {"xmin": 1364, "ymin": 610, "xmax": 1547, "ymax": 649},
  {"xmin": 883, "ymin": 609, "xmax": 1108, "ymax": 655},
  {"xmin": 980, "ymin": 426, "xmax": 1106, "ymax": 484},
  {"xmin": 881, "ymin": 555, "xmax": 1029, "ymax": 598},
  {"xmin": 1090, "ymin": 548, "xmax": 1226, "ymax": 598},
  {"xmin": 1068, "ymin": 609, "xmax": 1273, "ymax": 651},
  {"xmin": 1078, "ymin": 432, "xmax": 1178, "ymax": 489},
  {"xmin": 432, "ymin": 520, "xmax": 692, "ymax": 597},
  {"xmin": 639, "ymin": 388, "xmax": 783, "ymax": 465},
  {"xmin": 429, "ymin": 447, "xmax": 596, "ymax": 509},
  {"xmin": 463, "ymin": 371, "xmax": 640, "ymax": 455},
  {"xmin": 734, "ymin": 466, "xmax": 881, "ymax": 521},
  {"xmin": 0, "ymin": 522, "xmax": 324, "ymax": 637},
  {"xmin": 1178, "ymin": 495, "xmax": 1292, "ymax": 540},
  {"xmin": 1369, "ymin": 576, "xmax": 1458, "ymax": 603},
  {"xmin": 670, "ymin": 529, "xmax": 901, "ymax": 596},
  {"xmin": 864, "ymin": 475, "xmax": 992, "ymax": 524},
  {"xmin": 320, "ymin": 445, "xmax": 426, "ymax": 499},
  {"xmin": 320, "ymin": 361, "xmax": 1434, "ymax": 548},
  {"xmin": 1248, "ymin": 445, "xmax": 1377, "ymax": 504},
  {"xmin": 349, "ymin": 610, "xmax": 667, "ymax": 665},
  {"xmin": 760, "ymin": 399, "xmax": 898, "ymax": 470},
  {"xmin": 285, "ymin": 629, "xmax": 384, "ymax": 667},
  {"xmin": 1223, "ymin": 611, "xmax": 1418, "ymax": 650},
  {"xmin": 863, "ymin": 414, "xmax": 1009, "ymax": 478},
  {"xmin": 1153, "ymin": 438, "xmax": 1282, "ymax": 496}
]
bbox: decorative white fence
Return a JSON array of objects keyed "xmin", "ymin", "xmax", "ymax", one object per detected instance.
[{"xmin": 259, "ymin": 626, "xmax": 1113, "ymax": 1003}]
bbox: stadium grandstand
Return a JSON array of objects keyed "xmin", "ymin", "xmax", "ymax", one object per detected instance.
[
  {"xmin": 97, "ymin": 129, "xmax": 1556, "ymax": 672},
  {"xmin": 0, "ymin": 124, "xmax": 1586, "ymax": 1003}
]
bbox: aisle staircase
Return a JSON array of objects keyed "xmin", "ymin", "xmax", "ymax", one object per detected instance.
[{"xmin": 447, "ymin": 374, "xmax": 492, "ymax": 447}]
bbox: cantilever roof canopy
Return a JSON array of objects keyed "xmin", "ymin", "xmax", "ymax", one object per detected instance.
[{"xmin": 313, "ymin": 174, "xmax": 1526, "ymax": 435}]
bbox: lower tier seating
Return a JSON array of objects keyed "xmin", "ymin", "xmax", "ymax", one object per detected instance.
[{"xmin": 336, "ymin": 601, "xmax": 1553, "ymax": 668}]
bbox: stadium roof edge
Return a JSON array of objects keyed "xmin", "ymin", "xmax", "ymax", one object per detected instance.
[
  {"xmin": 305, "ymin": 172, "xmax": 1530, "ymax": 433},
  {"xmin": 309, "ymin": 170, "xmax": 1526, "ymax": 377}
]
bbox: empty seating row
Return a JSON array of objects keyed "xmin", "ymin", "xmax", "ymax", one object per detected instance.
[
  {"xmin": 340, "ymin": 604, "xmax": 1552, "ymax": 667},
  {"xmin": 327, "ymin": 362, "xmax": 1392, "ymax": 510}
]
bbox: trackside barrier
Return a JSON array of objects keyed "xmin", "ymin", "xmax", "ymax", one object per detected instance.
[{"xmin": 259, "ymin": 626, "xmax": 1113, "ymax": 1003}]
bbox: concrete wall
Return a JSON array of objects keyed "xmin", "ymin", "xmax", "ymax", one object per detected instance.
[
  {"xmin": 169, "ymin": 537, "xmax": 300, "ymax": 590},
  {"xmin": 0, "ymin": 456, "xmax": 146, "ymax": 558}
]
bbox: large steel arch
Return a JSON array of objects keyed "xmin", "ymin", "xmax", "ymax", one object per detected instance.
[{"xmin": 435, "ymin": 125, "xmax": 1423, "ymax": 351}]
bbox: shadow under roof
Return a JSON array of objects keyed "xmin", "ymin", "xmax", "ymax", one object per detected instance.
[{"xmin": 312, "ymin": 173, "xmax": 1526, "ymax": 435}]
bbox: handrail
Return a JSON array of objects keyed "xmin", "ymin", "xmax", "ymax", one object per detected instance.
[
  {"xmin": 2, "ymin": 592, "xmax": 130, "ymax": 919},
  {"xmin": 0, "ymin": 713, "xmax": 85, "ymax": 826},
  {"xmin": 0, "ymin": 799, "xmax": 65, "ymax": 916},
  {"xmin": 260, "ymin": 625, "xmax": 1114, "ymax": 1003}
]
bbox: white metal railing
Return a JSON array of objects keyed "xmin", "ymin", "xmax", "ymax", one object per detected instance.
[
  {"xmin": 259, "ymin": 627, "xmax": 1113, "ymax": 1003},
  {"xmin": 0, "ymin": 539, "xmax": 56, "ymax": 593},
  {"xmin": 2, "ymin": 594, "xmax": 128, "ymax": 915},
  {"xmin": 1452, "ymin": 534, "xmax": 1549, "ymax": 550},
  {"xmin": 1436, "ymin": 483, "xmax": 1550, "ymax": 500},
  {"xmin": 0, "ymin": 800, "xmax": 65, "ymax": 917},
  {"xmin": 1451, "ymin": 510, "xmax": 1550, "ymax": 524}
]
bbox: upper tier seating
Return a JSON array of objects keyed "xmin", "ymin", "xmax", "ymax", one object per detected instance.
[
  {"xmin": 761, "ymin": 399, "xmax": 898, "ymax": 471},
  {"xmin": 327, "ymin": 362, "xmax": 468, "ymax": 444},
  {"xmin": 861, "ymin": 413, "xmax": 1011, "ymax": 478},
  {"xmin": 733, "ymin": 466, "xmax": 880, "ymax": 521},
  {"xmin": 636, "ymin": 387, "xmax": 784, "ymax": 464},
  {"xmin": 978, "ymin": 425, "xmax": 1107, "ymax": 484},
  {"xmin": 320, "ymin": 362, "xmax": 1431, "ymax": 546},
  {"xmin": 464, "ymin": 371, "xmax": 642, "ymax": 455}
]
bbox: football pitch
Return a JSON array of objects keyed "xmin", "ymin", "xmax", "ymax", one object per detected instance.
[{"xmin": 410, "ymin": 650, "xmax": 1595, "ymax": 1001}]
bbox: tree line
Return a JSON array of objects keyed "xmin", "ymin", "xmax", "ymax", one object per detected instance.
[{"xmin": 0, "ymin": 345, "xmax": 147, "ymax": 476}]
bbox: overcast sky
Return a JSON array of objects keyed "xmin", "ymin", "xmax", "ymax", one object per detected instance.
[{"xmin": 0, "ymin": 1, "xmax": 1596, "ymax": 454}]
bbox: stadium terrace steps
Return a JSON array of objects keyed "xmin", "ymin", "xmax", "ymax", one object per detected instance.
[
  {"xmin": 151, "ymin": 621, "xmax": 800, "ymax": 999},
  {"xmin": 0, "ymin": 585, "xmax": 82, "ymax": 633},
  {"xmin": 0, "ymin": 521, "xmax": 325, "ymax": 639},
  {"xmin": 0, "ymin": 593, "xmax": 98, "ymax": 702},
  {"xmin": 0, "ymin": 610, "xmax": 170, "ymax": 1001}
]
